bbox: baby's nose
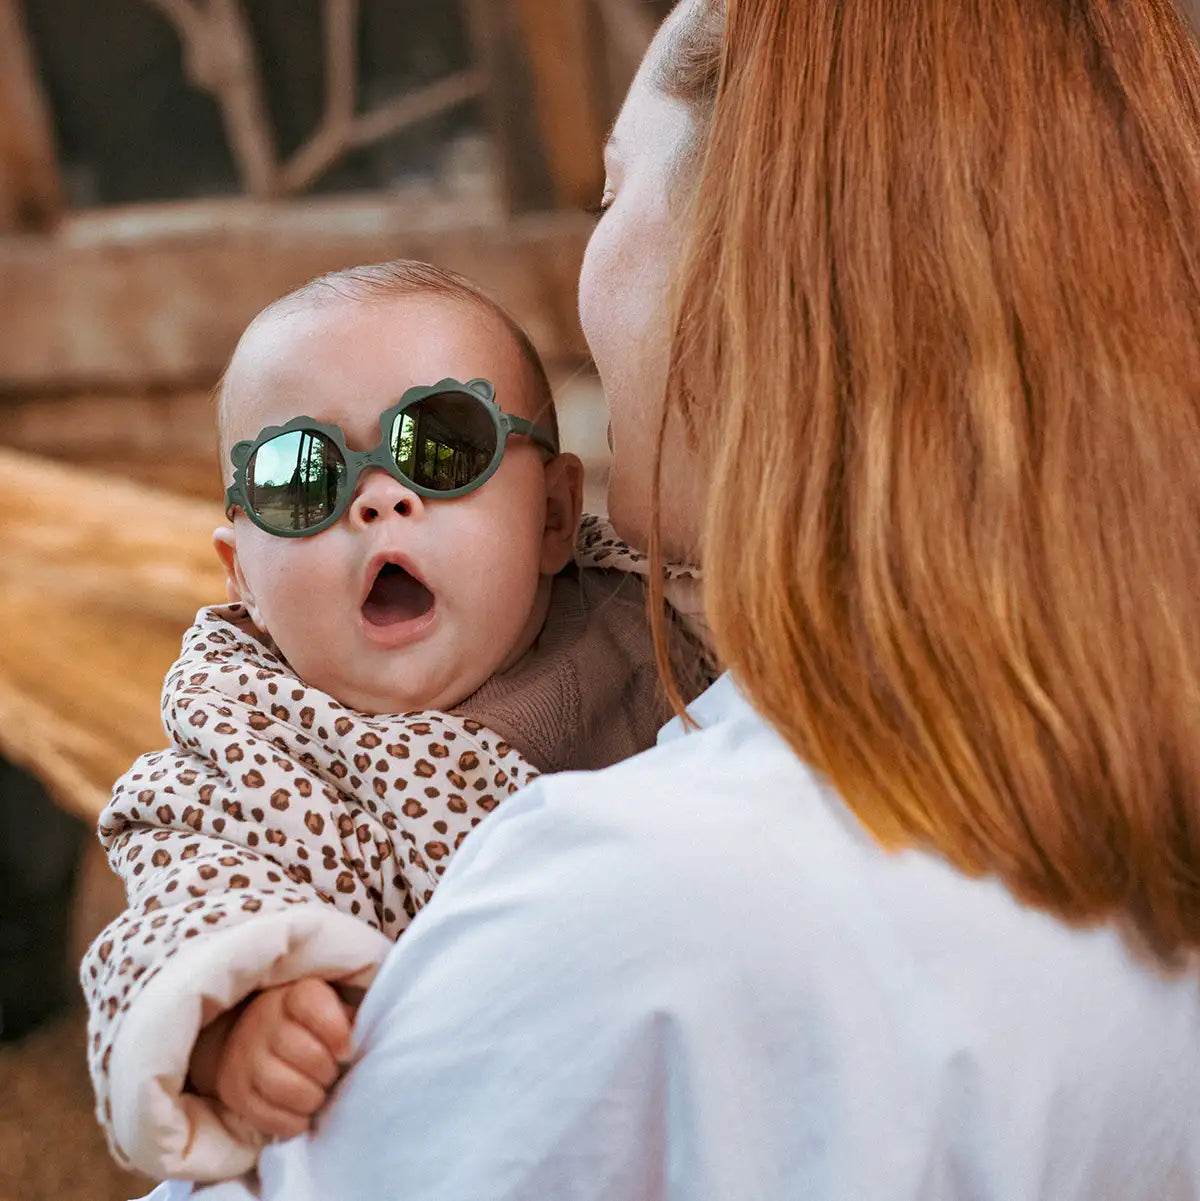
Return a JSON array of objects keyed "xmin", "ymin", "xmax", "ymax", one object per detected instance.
[{"xmin": 348, "ymin": 470, "xmax": 422, "ymax": 527}]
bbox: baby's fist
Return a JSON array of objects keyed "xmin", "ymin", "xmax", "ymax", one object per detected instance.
[{"xmin": 216, "ymin": 977, "xmax": 356, "ymax": 1140}]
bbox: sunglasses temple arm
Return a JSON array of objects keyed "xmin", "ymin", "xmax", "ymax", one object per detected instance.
[{"xmin": 504, "ymin": 415, "xmax": 559, "ymax": 455}]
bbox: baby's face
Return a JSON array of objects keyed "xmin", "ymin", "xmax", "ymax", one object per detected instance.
[{"xmin": 214, "ymin": 294, "xmax": 580, "ymax": 714}]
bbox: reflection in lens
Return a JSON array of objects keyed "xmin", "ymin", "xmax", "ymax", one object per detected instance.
[
  {"xmin": 392, "ymin": 391, "xmax": 498, "ymax": 492},
  {"xmin": 247, "ymin": 430, "xmax": 346, "ymax": 531}
]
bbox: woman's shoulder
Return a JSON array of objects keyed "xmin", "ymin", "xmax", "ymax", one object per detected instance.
[
  {"xmin": 451, "ymin": 674, "xmax": 1200, "ymax": 1113},
  {"xmin": 355, "ymin": 676, "xmax": 1200, "ymax": 1200}
]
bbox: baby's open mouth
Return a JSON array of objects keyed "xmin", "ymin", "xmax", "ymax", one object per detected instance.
[{"xmin": 362, "ymin": 562, "xmax": 435, "ymax": 626}]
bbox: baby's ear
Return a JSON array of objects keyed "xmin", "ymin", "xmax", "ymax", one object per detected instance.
[
  {"xmin": 212, "ymin": 525, "xmax": 266, "ymax": 629},
  {"xmin": 539, "ymin": 452, "xmax": 585, "ymax": 575}
]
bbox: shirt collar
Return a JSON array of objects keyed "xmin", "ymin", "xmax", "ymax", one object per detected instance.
[{"xmin": 657, "ymin": 672, "xmax": 750, "ymax": 745}]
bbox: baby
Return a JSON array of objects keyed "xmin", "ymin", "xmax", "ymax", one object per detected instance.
[{"xmin": 82, "ymin": 260, "xmax": 704, "ymax": 1183}]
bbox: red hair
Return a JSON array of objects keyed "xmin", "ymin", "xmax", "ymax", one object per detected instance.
[{"xmin": 659, "ymin": 0, "xmax": 1200, "ymax": 956}]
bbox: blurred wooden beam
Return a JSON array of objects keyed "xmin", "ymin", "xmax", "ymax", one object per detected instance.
[
  {"xmin": 0, "ymin": 196, "xmax": 593, "ymax": 392},
  {"xmin": 0, "ymin": 447, "xmax": 225, "ymax": 821},
  {"xmin": 514, "ymin": 0, "xmax": 607, "ymax": 211},
  {"xmin": 0, "ymin": 0, "xmax": 65, "ymax": 233},
  {"xmin": 461, "ymin": 0, "xmax": 555, "ymax": 214},
  {"xmin": 592, "ymin": 0, "xmax": 658, "ymax": 84}
]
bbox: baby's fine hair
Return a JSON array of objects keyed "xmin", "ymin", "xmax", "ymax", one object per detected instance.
[{"xmin": 216, "ymin": 259, "xmax": 558, "ymax": 461}]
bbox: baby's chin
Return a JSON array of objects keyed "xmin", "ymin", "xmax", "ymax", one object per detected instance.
[{"xmin": 317, "ymin": 664, "xmax": 492, "ymax": 718}]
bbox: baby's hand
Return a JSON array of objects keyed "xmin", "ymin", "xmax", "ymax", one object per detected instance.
[{"xmin": 213, "ymin": 978, "xmax": 356, "ymax": 1140}]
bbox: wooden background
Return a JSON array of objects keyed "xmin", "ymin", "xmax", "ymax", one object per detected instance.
[{"xmin": 0, "ymin": 0, "xmax": 669, "ymax": 820}]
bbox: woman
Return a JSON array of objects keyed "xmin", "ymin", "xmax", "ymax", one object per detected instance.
[{"xmin": 158, "ymin": 0, "xmax": 1200, "ymax": 1196}]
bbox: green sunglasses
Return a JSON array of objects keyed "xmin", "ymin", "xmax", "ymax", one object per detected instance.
[{"xmin": 225, "ymin": 378, "xmax": 558, "ymax": 538}]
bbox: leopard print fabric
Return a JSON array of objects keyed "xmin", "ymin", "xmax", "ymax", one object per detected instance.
[
  {"xmin": 81, "ymin": 604, "xmax": 539, "ymax": 1179},
  {"xmin": 575, "ymin": 514, "xmax": 711, "ymax": 652}
]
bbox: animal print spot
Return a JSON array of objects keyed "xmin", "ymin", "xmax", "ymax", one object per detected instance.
[
  {"xmin": 271, "ymin": 790, "xmax": 290, "ymax": 810},
  {"xmin": 458, "ymin": 752, "xmax": 480, "ymax": 772},
  {"xmin": 305, "ymin": 812, "xmax": 325, "ymax": 835}
]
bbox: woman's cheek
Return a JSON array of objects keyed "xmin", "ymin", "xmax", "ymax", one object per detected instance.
[{"xmin": 578, "ymin": 234, "xmax": 615, "ymax": 371}]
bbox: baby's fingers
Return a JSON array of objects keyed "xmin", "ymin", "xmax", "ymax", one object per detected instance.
[
  {"xmin": 236, "ymin": 1092, "xmax": 312, "ymax": 1143},
  {"xmin": 252, "ymin": 1054, "xmax": 329, "ymax": 1118},
  {"xmin": 272, "ymin": 1020, "xmax": 342, "ymax": 1088},
  {"xmin": 282, "ymin": 978, "xmax": 355, "ymax": 1058}
]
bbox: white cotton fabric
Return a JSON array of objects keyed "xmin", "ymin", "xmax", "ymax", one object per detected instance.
[{"xmin": 140, "ymin": 673, "xmax": 1200, "ymax": 1201}]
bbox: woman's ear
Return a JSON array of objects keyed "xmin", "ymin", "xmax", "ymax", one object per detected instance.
[
  {"xmin": 539, "ymin": 453, "xmax": 585, "ymax": 575},
  {"xmin": 212, "ymin": 525, "xmax": 266, "ymax": 630}
]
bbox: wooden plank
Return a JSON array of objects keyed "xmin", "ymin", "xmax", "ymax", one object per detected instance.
[
  {"xmin": 514, "ymin": 0, "xmax": 607, "ymax": 211},
  {"xmin": 460, "ymin": 0, "xmax": 556, "ymax": 214},
  {"xmin": 0, "ymin": 195, "xmax": 594, "ymax": 392},
  {"xmin": 0, "ymin": 0, "xmax": 65, "ymax": 233}
]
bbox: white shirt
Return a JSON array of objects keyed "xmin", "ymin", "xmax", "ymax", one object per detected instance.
[{"xmin": 150, "ymin": 675, "xmax": 1200, "ymax": 1201}]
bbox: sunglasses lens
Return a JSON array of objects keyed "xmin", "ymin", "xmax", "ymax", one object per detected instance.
[
  {"xmin": 391, "ymin": 391, "xmax": 498, "ymax": 493},
  {"xmin": 245, "ymin": 430, "xmax": 347, "ymax": 532}
]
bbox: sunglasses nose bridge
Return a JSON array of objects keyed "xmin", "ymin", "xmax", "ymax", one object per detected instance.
[{"xmin": 346, "ymin": 455, "xmax": 423, "ymax": 527}]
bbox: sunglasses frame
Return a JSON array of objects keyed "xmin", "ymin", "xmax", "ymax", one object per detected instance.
[{"xmin": 225, "ymin": 377, "xmax": 559, "ymax": 538}]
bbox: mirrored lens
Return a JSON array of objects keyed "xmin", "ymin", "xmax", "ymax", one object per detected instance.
[
  {"xmin": 246, "ymin": 429, "xmax": 346, "ymax": 531},
  {"xmin": 391, "ymin": 391, "xmax": 499, "ymax": 492}
]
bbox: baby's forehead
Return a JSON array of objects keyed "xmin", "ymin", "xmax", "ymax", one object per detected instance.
[{"xmin": 221, "ymin": 291, "xmax": 540, "ymax": 440}]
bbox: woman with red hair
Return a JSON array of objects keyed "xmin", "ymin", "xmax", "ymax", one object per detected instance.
[{"xmin": 149, "ymin": 1, "xmax": 1200, "ymax": 1197}]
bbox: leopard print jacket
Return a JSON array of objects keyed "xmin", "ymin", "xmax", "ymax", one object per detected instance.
[{"xmin": 81, "ymin": 517, "xmax": 705, "ymax": 1183}]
